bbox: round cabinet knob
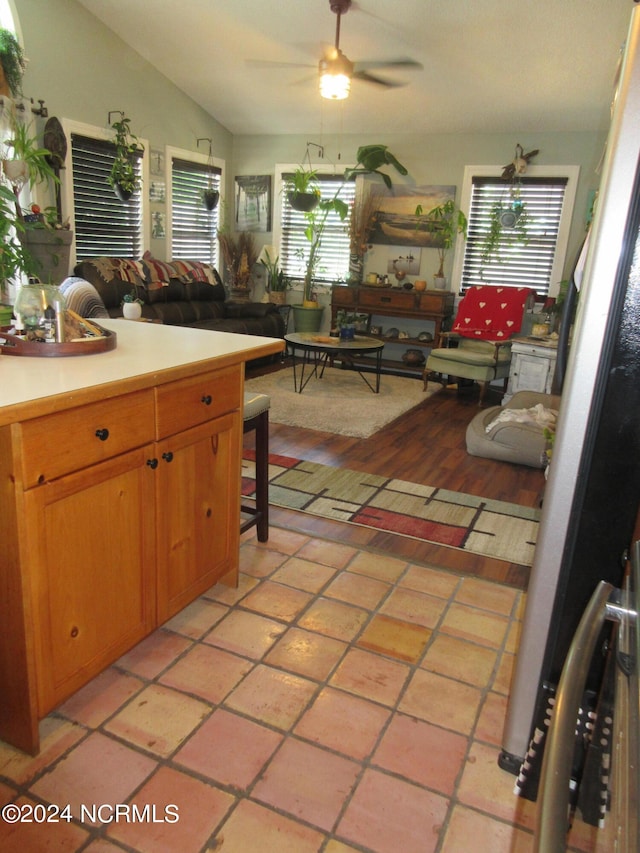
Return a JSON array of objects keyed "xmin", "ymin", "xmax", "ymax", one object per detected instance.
[
  {"xmin": 146, "ymin": 458, "xmax": 158, "ymax": 469},
  {"xmin": 95, "ymin": 428, "xmax": 109, "ymax": 441},
  {"xmin": 201, "ymin": 394, "xmax": 212, "ymax": 406},
  {"xmin": 162, "ymin": 451, "xmax": 174, "ymax": 463},
  {"xmin": 70, "ymin": 626, "xmax": 79, "ymax": 638}
]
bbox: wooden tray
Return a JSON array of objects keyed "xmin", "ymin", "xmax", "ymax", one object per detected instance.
[{"xmin": 0, "ymin": 325, "xmax": 117, "ymax": 357}]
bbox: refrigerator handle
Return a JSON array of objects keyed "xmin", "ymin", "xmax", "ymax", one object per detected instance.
[{"xmin": 534, "ymin": 580, "xmax": 615, "ymax": 852}]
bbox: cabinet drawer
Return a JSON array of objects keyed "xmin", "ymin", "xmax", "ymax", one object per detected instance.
[
  {"xmin": 18, "ymin": 390, "xmax": 155, "ymax": 488},
  {"xmin": 419, "ymin": 292, "xmax": 454, "ymax": 314},
  {"xmin": 331, "ymin": 286, "xmax": 357, "ymax": 307},
  {"xmin": 358, "ymin": 289, "xmax": 416, "ymax": 311},
  {"xmin": 155, "ymin": 364, "xmax": 242, "ymax": 439}
]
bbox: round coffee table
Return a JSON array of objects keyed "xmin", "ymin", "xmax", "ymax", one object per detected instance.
[{"xmin": 285, "ymin": 332, "xmax": 385, "ymax": 393}]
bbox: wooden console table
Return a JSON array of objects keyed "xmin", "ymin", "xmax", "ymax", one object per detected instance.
[
  {"xmin": 331, "ymin": 285, "xmax": 455, "ymax": 374},
  {"xmin": 0, "ymin": 320, "xmax": 283, "ymax": 754}
]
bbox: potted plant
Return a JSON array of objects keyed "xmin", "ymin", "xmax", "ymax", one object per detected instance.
[
  {"xmin": 121, "ymin": 286, "xmax": 144, "ymax": 320},
  {"xmin": 107, "ymin": 113, "xmax": 144, "ymax": 202},
  {"xmin": 0, "ymin": 29, "xmax": 26, "ymax": 98},
  {"xmin": 292, "ymin": 144, "xmax": 408, "ymax": 332},
  {"xmin": 285, "ymin": 166, "xmax": 321, "ymax": 212},
  {"xmin": 258, "ymin": 245, "xmax": 289, "ymax": 304},
  {"xmin": 414, "ymin": 199, "xmax": 467, "ymax": 289},
  {"xmin": 3, "ymin": 119, "xmax": 73, "ymax": 285}
]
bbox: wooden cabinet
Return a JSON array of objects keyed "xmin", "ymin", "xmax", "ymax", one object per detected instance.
[
  {"xmin": 0, "ymin": 358, "xmax": 244, "ymax": 754},
  {"xmin": 155, "ymin": 411, "xmax": 241, "ymax": 622},
  {"xmin": 25, "ymin": 447, "xmax": 157, "ymax": 716},
  {"xmin": 331, "ymin": 285, "xmax": 455, "ymax": 373},
  {"xmin": 504, "ymin": 337, "xmax": 558, "ymax": 402}
]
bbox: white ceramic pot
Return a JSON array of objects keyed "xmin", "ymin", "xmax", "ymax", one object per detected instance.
[{"xmin": 123, "ymin": 301, "xmax": 142, "ymax": 320}]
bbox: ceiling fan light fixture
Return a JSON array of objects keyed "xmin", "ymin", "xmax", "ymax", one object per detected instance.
[{"xmin": 319, "ymin": 51, "xmax": 353, "ymax": 100}]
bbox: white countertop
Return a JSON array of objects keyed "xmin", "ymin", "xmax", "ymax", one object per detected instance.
[{"xmin": 0, "ymin": 320, "xmax": 283, "ymax": 423}]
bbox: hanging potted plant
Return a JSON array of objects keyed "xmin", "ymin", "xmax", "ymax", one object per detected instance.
[
  {"xmin": 107, "ymin": 113, "xmax": 144, "ymax": 202},
  {"xmin": 478, "ymin": 144, "xmax": 539, "ymax": 276},
  {"xmin": 285, "ymin": 166, "xmax": 321, "ymax": 212},
  {"xmin": 198, "ymin": 137, "xmax": 220, "ymax": 211},
  {"xmin": 414, "ymin": 199, "xmax": 467, "ymax": 289},
  {"xmin": 0, "ymin": 28, "xmax": 27, "ymax": 98},
  {"xmin": 292, "ymin": 144, "xmax": 408, "ymax": 333}
]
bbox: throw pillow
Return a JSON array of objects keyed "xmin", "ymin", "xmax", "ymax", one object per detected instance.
[
  {"xmin": 171, "ymin": 259, "xmax": 216, "ymax": 285},
  {"xmin": 141, "ymin": 251, "xmax": 176, "ymax": 286}
]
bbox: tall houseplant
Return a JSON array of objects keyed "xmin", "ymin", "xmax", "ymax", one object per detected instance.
[
  {"xmin": 414, "ymin": 199, "xmax": 467, "ymax": 288},
  {"xmin": 107, "ymin": 113, "xmax": 144, "ymax": 202},
  {"xmin": 301, "ymin": 144, "xmax": 408, "ymax": 304}
]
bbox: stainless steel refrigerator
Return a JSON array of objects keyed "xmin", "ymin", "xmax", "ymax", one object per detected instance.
[{"xmin": 499, "ymin": 0, "xmax": 640, "ymax": 804}]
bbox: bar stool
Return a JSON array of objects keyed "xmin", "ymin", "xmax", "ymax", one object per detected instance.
[{"xmin": 240, "ymin": 391, "xmax": 271, "ymax": 541}]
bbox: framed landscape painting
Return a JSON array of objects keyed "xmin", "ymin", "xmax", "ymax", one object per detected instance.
[{"xmin": 368, "ymin": 184, "xmax": 456, "ymax": 247}]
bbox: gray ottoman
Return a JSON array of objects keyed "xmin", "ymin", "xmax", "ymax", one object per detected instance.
[{"xmin": 465, "ymin": 390, "xmax": 561, "ymax": 468}]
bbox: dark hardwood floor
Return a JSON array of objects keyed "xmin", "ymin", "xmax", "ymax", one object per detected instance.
[{"xmin": 244, "ymin": 361, "xmax": 545, "ymax": 589}]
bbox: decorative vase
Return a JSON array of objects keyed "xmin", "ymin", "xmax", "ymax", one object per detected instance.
[
  {"xmin": 292, "ymin": 304, "xmax": 324, "ymax": 333},
  {"xmin": 414, "ymin": 279, "xmax": 427, "ymax": 292},
  {"xmin": 122, "ymin": 301, "xmax": 142, "ymax": 320},
  {"xmin": 348, "ymin": 254, "xmax": 364, "ymax": 285},
  {"xmin": 433, "ymin": 275, "xmax": 447, "ymax": 290}
]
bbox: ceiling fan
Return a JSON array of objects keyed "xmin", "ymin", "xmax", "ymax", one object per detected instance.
[
  {"xmin": 248, "ymin": 0, "xmax": 423, "ymax": 100},
  {"xmin": 319, "ymin": 0, "xmax": 422, "ymax": 99}
]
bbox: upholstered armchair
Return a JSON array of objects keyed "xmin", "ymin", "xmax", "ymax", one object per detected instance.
[{"xmin": 424, "ymin": 285, "xmax": 535, "ymax": 404}]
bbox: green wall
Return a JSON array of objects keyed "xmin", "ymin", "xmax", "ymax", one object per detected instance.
[{"xmin": 13, "ymin": 0, "xmax": 606, "ymax": 283}]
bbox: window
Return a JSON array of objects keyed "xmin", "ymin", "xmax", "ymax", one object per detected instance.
[
  {"xmin": 277, "ymin": 171, "xmax": 355, "ymax": 283},
  {"xmin": 70, "ymin": 133, "xmax": 144, "ymax": 259},
  {"xmin": 453, "ymin": 165, "xmax": 579, "ymax": 298},
  {"xmin": 171, "ymin": 156, "xmax": 221, "ymax": 266}
]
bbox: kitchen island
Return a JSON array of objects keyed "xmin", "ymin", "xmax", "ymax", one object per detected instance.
[{"xmin": 0, "ymin": 320, "xmax": 283, "ymax": 754}]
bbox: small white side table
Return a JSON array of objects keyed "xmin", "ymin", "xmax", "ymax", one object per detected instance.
[{"xmin": 503, "ymin": 336, "xmax": 558, "ymax": 403}]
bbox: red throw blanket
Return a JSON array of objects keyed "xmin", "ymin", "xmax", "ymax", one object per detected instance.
[{"xmin": 452, "ymin": 285, "xmax": 533, "ymax": 340}]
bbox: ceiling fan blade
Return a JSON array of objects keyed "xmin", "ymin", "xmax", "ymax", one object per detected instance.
[
  {"xmin": 354, "ymin": 58, "xmax": 423, "ymax": 72},
  {"xmin": 352, "ymin": 70, "xmax": 405, "ymax": 88},
  {"xmin": 245, "ymin": 59, "xmax": 316, "ymax": 70}
]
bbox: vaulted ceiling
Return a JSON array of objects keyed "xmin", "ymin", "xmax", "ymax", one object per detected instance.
[{"xmin": 75, "ymin": 0, "xmax": 633, "ymax": 137}]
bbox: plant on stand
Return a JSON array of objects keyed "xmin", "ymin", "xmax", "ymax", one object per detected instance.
[
  {"xmin": 414, "ymin": 198, "xmax": 467, "ymax": 289},
  {"xmin": 107, "ymin": 112, "xmax": 144, "ymax": 202},
  {"xmin": 3, "ymin": 118, "xmax": 73, "ymax": 286}
]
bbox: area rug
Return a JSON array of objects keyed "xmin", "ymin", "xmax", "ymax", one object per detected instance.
[
  {"xmin": 242, "ymin": 452, "xmax": 540, "ymax": 566},
  {"xmin": 244, "ymin": 367, "xmax": 436, "ymax": 438}
]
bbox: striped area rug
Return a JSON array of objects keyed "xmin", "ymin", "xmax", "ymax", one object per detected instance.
[{"xmin": 242, "ymin": 452, "xmax": 540, "ymax": 567}]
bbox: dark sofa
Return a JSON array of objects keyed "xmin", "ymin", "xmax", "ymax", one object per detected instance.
[{"xmin": 70, "ymin": 255, "xmax": 285, "ymax": 339}]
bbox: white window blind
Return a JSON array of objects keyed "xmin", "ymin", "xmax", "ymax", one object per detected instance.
[
  {"xmin": 171, "ymin": 157, "xmax": 221, "ymax": 266},
  {"xmin": 280, "ymin": 173, "xmax": 355, "ymax": 283},
  {"xmin": 71, "ymin": 134, "xmax": 143, "ymax": 259},
  {"xmin": 460, "ymin": 175, "xmax": 569, "ymax": 296}
]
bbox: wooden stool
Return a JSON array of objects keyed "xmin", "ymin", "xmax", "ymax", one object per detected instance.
[{"xmin": 240, "ymin": 391, "xmax": 270, "ymax": 542}]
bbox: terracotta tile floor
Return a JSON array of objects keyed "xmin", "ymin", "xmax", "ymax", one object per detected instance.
[{"xmin": 0, "ymin": 526, "xmax": 616, "ymax": 853}]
